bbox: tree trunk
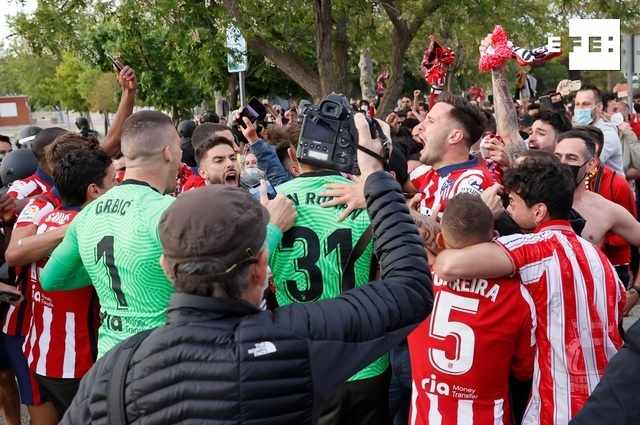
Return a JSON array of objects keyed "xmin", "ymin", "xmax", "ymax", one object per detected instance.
[
  {"xmin": 222, "ymin": 0, "xmax": 322, "ymax": 99},
  {"xmin": 359, "ymin": 48, "xmax": 376, "ymax": 100},
  {"xmin": 377, "ymin": 0, "xmax": 446, "ymax": 118},
  {"xmin": 378, "ymin": 34, "xmax": 410, "ymax": 117},
  {"xmin": 333, "ymin": 5, "xmax": 349, "ymax": 96},
  {"xmin": 313, "ymin": 0, "xmax": 336, "ymax": 98}
]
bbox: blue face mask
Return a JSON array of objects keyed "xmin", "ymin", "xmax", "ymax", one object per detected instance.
[{"xmin": 573, "ymin": 108, "xmax": 593, "ymax": 126}]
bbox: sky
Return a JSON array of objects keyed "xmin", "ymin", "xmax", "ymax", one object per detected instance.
[{"xmin": 1, "ymin": 0, "xmax": 36, "ymax": 50}]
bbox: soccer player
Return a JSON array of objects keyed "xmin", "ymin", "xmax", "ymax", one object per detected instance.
[
  {"xmin": 22, "ymin": 148, "xmax": 115, "ymax": 419},
  {"xmin": 434, "ymin": 153, "xmax": 625, "ymax": 425},
  {"xmin": 526, "ymin": 110, "xmax": 572, "ymax": 152},
  {"xmin": 268, "ymin": 114, "xmax": 390, "ymax": 425},
  {"xmin": 194, "ymin": 136, "xmax": 240, "ymax": 186},
  {"xmin": 1, "ymin": 134, "xmax": 100, "ymax": 425},
  {"xmin": 409, "ymin": 193, "xmax": 535, "ymax": 424},
  {"xmin": 408, "ymin": 93, "xmax": 494, "ymax": 218},
  {"xmin": 40, "ymin": 110, "xmax": 182, "ymax": 357},
  {"xmin": 182, "ymin": 122, "xmax": 238, "ymax": 191}
]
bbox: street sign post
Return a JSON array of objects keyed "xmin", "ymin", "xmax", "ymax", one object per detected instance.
[{"xmin": 226, "ymin": 26, "xmax": 248, "ymax": 107}]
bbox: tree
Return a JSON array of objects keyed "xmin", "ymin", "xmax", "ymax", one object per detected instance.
[
  {"xmin": 0, "ymin": 48, "xmax": 59, "ymax": 109},
  {"xmin": 53, "ymin": 52, "xmax": 90, "ymax": 112}
]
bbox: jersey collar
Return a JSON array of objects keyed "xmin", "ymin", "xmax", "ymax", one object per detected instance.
[
  {"xmin": 535, "ymin": 219, "xmax": 574, "ymax": 234},
  {"xmin": 35, "ymin": 167, "xmax": 54, "ymax": 187},
  {"xmin": 121, "ymin": 179, "xmax": 161, "ymax": 194},
  {"xmin": 436, "ymin": 156, "xmax": 479, "ymax": 177},
  {"xmin": 298, "ymin": 170, "xmax": 341, "ymax": 178}
]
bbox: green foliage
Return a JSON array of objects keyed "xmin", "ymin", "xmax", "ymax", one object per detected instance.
[
  {"xmin": 3, "ymin": 0, "xmax": 639, "ymax": 113},
  {"xmin": 0, "ymin": 48, "xmax": 59, "ymax": 108},
  {"xmin": 53, "ymin": 52, "xmax": 90, "ymax": 111}
]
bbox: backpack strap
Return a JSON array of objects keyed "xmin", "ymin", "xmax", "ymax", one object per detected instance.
[
  {"xmin": 107, "ymin": 329, "xmax": 153, "ymax": 425},
  {"xmin": 341, "ymin": 225, "xmax": 373, "ymax": 291}
]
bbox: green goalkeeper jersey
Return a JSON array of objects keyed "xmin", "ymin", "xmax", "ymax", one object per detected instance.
[
  {"xmin": 41, "ymin": 180, "xmax": 175, "ymax": 358},
  {"xmin": 270, "ymin": 171, "xmax": 388, "ymax": 381}
]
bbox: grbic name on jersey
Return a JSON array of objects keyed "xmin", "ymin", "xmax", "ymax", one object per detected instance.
[
  {"xmin": 95, "ymin": 199, "xmax": 131, "ymax": 216},
  {"xmin": 433, "ymin": 275, "xmax": 500, "ymax": 303}
]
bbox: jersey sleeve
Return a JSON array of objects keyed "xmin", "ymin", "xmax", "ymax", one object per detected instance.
[
  {"xmin": 495, "ymin": 233, "xmax": 554, "ymax": 284},
  {"xmin": 40, "ymin": 219, "xmax": 91, "ymax": 291},
  {"xmin": 15, "ymin": 197, "xmax": 54, "ymax": 228},
  {"xmin": 409, "ymin": 165, "xmax": 431, "ymax": 191},
  {"xmin": 511, "ymin": 285, "xmax": 537, "ymax": 381},
  {"xmin": 7, "ymin": 179, "xmax": 37, "ymax": 200}
]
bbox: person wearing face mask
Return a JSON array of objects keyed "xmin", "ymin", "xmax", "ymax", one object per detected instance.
[
  {"xmin": 573, "ymin": 85, "xmax": 624, "ymax": 174},
  {"xmin": 604, "ymin": 99, "xmax": 640, "ymax": 178}
]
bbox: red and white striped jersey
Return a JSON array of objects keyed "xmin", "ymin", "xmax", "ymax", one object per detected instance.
[
  {"xmin": 7, "ymin": 169, "xmax": 54, "ymax": 200},
  {"xmin": 1, "ymin": 191, "xmax": 61, "ymax": 337},
  {"xmin": 22, "ymin": 207, "xmax": 98, "ymax": 378},
  {"xmin": 410, "ymin": 157, "xmax": 494, "ymax": 218},
  {"xmin": 495, "ymin": 220, "xmax": 625, "ymax": 425},
  {"xmin": 408, "ymin": 273, "xmax": 536, "ymax": 425}
]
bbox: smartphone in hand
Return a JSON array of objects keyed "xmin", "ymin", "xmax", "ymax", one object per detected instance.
[{"xmin": 105, "ymin": 53, "xmax": 123, "ymax": 72}]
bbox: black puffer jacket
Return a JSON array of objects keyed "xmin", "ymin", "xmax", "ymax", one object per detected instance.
[{"xmin": 61, "ymin": 171, "xmax": 432, "ymax": 425}]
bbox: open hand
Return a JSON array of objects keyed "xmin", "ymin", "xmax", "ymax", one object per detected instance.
[{"xmin": 320, "ymin": 179, "xmax": 366, "ymax": 222}]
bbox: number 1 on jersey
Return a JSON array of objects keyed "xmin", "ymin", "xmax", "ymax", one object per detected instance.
[{"xmin": 96, "ymin": 235, "xmax": 128, "ymax": 310}]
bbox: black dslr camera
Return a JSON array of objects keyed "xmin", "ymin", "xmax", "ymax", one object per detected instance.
[{"xmin": 297, "ymin": 93, "xmax": 358, "ymax": 174}]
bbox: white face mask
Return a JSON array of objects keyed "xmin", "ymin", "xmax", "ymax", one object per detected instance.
[{"xmin": 610, "ymin": 112, "xmax": 624, "ymax": 126}]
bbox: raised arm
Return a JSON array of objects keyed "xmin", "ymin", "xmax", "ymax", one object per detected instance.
[{"xmin": 100, "ymin": 66, "xmax": 137, "ymax": 157}]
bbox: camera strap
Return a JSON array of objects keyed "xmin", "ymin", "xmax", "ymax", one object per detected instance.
[{"xmin": 359, "ymin": 118, "xmax": 392, "ymax": 170}]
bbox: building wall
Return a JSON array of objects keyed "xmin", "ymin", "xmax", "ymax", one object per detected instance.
[{"xmin": 0, "ymin": 97, "xmax": 32, "ymax": 126}]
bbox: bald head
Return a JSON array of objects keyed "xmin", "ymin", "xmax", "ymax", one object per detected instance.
[{"xmin": 122, "ymin": 110, "xmax": 177, "ymax": 162}]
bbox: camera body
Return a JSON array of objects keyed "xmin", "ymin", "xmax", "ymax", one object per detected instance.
[{"xmin": 297, "ymin": 93, "xmax": 358, "ymax": 174}]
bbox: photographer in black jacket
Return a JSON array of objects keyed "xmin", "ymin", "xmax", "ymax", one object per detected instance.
[{"xmin": 61, "ymin": 114, "xmax": 433, "ymax": 425}]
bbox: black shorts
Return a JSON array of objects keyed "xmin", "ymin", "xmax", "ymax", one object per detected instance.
[{"xmin": 35, "ymin": 374, "xmax": 81, "ymax": 417}]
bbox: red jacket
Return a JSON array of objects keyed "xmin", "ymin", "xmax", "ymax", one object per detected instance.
[{"xmin": 592, "ymin": 166, "xmax": 637, "ymax": 266}]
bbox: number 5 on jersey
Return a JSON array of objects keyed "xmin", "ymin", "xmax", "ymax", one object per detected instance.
[
  {"xmin": 96, "ymin": 235, "xmax": 128, "ymax": 310},
  {"xmin": 428, "ymin": 291, "xmax": 479, "ymax": 375}
]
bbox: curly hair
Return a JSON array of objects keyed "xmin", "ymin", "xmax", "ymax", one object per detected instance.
[{"xmin": 503, "ymin": 151, "xmax": 575, "ymax": 220}]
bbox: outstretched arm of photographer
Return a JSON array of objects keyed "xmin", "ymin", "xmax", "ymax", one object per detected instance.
[
  {"xmin": 100, "ymin": 66, "xmax": 137, "ymax": 157},
  {"xmin": 242, "ymin": 118, "xmax": 292, "ymax": 187}
]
